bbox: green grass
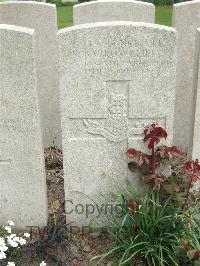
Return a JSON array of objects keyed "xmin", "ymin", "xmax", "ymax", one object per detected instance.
[
  {"xmin": 57, "ymin": 5, "xmax": 73, "ymax": 29},
  {"xmin": 155, "ymin": 5, "xmax": 173, "ymax": 26},
  {"xmin": 57, "ymin": 5, "xmax": 172, "ymax": 29}
]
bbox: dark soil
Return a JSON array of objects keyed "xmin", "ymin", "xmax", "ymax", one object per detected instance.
[{"xmin": 17, "ymin": 147, "xmax": 112, "ymax": 266}]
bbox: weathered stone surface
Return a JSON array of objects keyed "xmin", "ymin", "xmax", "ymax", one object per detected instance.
[
  {"xmin": 173, "ymin": 0, "xmax": 200, "ymax": 154},
  {"xmin": 73, "ymin": 0, "xmax": 155, "ymax": 25},
  {"xmin": 191, "ymin": 28, "xmax": 200, "ymax": 160},
  {"xmin": 0, "ymin": 24, "xmax": 47, "ymax": 228},
  {"xmin": 58, "ymin": 22, "xmax": 177, "ymax": 226},
  {"xmin": 0, "ymin": 1, "xmax": 61, "ymax": 147},
  {"xmin": 63, "ymin": 0, "xmax": 77, "ymax": 3},
  {"xmin": 8, "ymin": 0, "xmax": 46, "ymax": 2}
]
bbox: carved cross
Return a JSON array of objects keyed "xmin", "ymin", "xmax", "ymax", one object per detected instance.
[{"xmin": 82, "ymin": 80, "xmax": 166, "ymax": 191}]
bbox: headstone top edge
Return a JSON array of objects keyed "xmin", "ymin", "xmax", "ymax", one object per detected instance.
[
  {"xmin": 173, "ymin": 0, "xmax": 200, "ymax": 8},
  {"xmin": 0, "ymin": 24, "xmax": 34, "ymax": 35},
  {"xmin": 0, "ymin": 1, "xmax": 56, "ymax": 8},
  {"xmin": 74, "ymin": 0, "xmax": 155, "ymax": 8},
  {"xmin": 58, "ymin": 21, "xmax": 176, "ymax": 35}
]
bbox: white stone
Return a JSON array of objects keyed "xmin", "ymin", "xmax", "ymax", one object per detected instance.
[
  {"xmin": 0, "ymin": 1, "xmax": 61, "ymax": 148},
  {"xmin": 58, "ymin": 22, "xmax": 177, "ymax": 226},
  {"xmin": 191, "ymin": 28, "xmax": 200, "ymax": 160},
  {"xmin": 173, "ymin": 0, "xmax": 200, "ymax": 154},
  {"xmin": 73, "ymin": 0, "xmax": 155, "ymax": 25},
  {"xmin": 0, "ymin": 24, "xmax": 47, "ymax": 229},
  {"xmin": 63, "ymin": 0, "xmax": 77, "ymax": 3},
  {"xmin": 6, "ymin": 0, "xmax": 46, "ymax": 2}
]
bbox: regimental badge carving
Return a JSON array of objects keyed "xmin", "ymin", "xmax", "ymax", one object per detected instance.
[
  {"xmin": 83, "ymin": 81, "xmax": 166, "ymax": 142},
  {"xmin": 83, "ymin": 94, "xmax": 128, "ymax": 142}
]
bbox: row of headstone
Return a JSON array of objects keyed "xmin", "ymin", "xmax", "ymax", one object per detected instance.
[
  {"xmin": 1, "ymin": 0, "xmax": 198, "ymax": 156},
  {"xmin": 0, "ymin": 0, "xmax": 176, "ymax": 228},
  {"xmin": 0, "ymin": 0, "xmax": 200, "ymax": 228},
  {"xmin": 0, "ymin": 1, "xmax": 61, "ymax": 148},
  {"xmin": 72, "ymin": 0, "xmax": 200, "ymax": 159},
  {"xmin": 0, "ymin": 24, "xmax": 47, "ymax": 228},
  {"xmin": 1, "ymin": 0, "xmax": 199, "ymax": 155}
]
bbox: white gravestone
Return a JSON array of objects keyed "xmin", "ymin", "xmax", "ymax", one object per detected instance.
[
  {"xmin": 7, "ymin": 0, "xmax": 46, "ymax": 2},
  {"xmin": 0, "ymin": 1, "xmax": 61, "ymax": 148},
  {"xmin": 191, "ymin": 28, "xmax": 200, "ymax": 160},
  {"xmin": 73, "ymin": 0, "xmax": 155, "ymax": 25},
  {"xmin": 173, "ymin": 0, "xmax": 200, "ymax": 155},
  {"xmin": 58, "ymin": 22, "xmax": 177, "ymax": 226},
  {"xmin": 0, "ymin": 24, "xmax": 47, "ymax": 229}
]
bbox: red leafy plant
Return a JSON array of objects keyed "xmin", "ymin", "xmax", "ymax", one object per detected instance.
[
  {"xmin": 127, "ymin": 123, "xmax": 182, "ymax": 188},
  {"xmin": 127, "ymin": 123, "xmax": 200, "ymax": 261},
  {"xmin": 184, "ymin": 160, "xmax": 200, "ymax": 209},
  {"xmin": 127, "ymin": 123, "xmax": 200, "ymax": 208}
]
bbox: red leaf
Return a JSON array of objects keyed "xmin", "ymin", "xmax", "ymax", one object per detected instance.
[
  {"xmin": 188, "ymin": 250, "xmax": 200, "ymax": 259},
  {"xmin": 184, "ymin": 160, "xmax": 200, "ymax": 172},
  {"xmin": 126, "ymin": 149, "xmax": 149, "ymax": 166},
  {"xmin": 184, "ymin": 161, "xmax": 193, "ymax": 170},
  {"xmin": 193, "ymin": 250, "xmax": 200, "ymax": 256},
  {"xmin": 194, "ymin": 160, "xmax": 200, "ymax": 171},
  {"xmin": 184, "ymin": 160, "xmax": 200, "ymax": 184},
  {"xmin": 143, "ymin": 124, "xmax": 167, "ymax": 150},
  {"xmin": 159, "ymin": 145, "xmax": 182, "ymax": 159},
  {"xmin": 127, "ymin": 148, "xmax": 139, "ymax": 158},
  {"xmin": 191, "ymin": 174, "xmax": 198, "ymax": 182}
]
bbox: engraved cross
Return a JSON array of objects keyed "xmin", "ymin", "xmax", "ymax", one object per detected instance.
[{"xmin": 83, "ymin": 80, "xmax": 166, "ymax": 182}]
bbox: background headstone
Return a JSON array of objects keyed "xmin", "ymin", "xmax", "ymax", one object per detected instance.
[
  {"xmin": 5, "ymin": 0, "xmax": 46, "ymax": 2},
  {"xmin": 173, "ymin": 0, "xmax": 200, "ymax": 155},
  {"xmin": 62, "ymin": 0, "xmax": 77, "ymax": 3},
  {"xmin": 191, "ymin": 28, "xmax": 200, "ymax": 160},
  {"xmin": 73, "ymin": 0, "xmax": 155, "ymax": 25},
  {"xmin": 0, "ymin": 24, "xmax": 47, "ymax": 228},
  {"xmin": 58, "ymin": 22, "xmax": 177, "ymax": 226},
  {"xmin": 0, "ymin": 1, "xmax": 61, "ymax": 148}
]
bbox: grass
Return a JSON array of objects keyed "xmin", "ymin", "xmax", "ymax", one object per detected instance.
[
  {"xmin": 155, "ymin": 5, "xmax": 173, "ymax": 26},
  {"xmin": 57, "ymin": 5, "xmax": 73, "ymax": 29},
  {"xmin": 57, "ymin": 5, "xmax": 173, "ymax": 29}
]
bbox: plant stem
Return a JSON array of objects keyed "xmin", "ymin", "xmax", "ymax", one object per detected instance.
[
  {"xmin": 152, "ymin": 144, "xmax": 156, "ymax": 175},
  {"xmin": 184, "ymin": 176, "xmax": 193, "ymax": 209}
]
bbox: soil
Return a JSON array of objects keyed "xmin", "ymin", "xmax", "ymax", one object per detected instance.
[{"xmin": 16, "ymin": 147, "xmax": 113, "ymax": 266}]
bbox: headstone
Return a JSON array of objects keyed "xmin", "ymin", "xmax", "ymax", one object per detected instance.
[
  {"xmin": 73, "ymin": 0, "xmax": 155, "ymax": 25},
  {"xmin": 191, "ymin": 28, "xmax": 200, "ymax": 160},
  {"xmin": 58, "ymin": 22, "xmax": 177, "ymax": 226},
  {"xmin": 0, "ymin": 1, "xmax": 61, "ymax": 148},
  {"xmin": 0, "ymin": 24, "xmax": 47, "ymax": 228},
  {"xmin": 63, "ymin": 0, "xmax": 77, "ymax": 3},
  {"xmin": 6, "ymin": 0, "xmax": 46, "ymax": 2},
  {"xmin": 173, "ymin": 0, "xmax": 200, "ymax": 155}
]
